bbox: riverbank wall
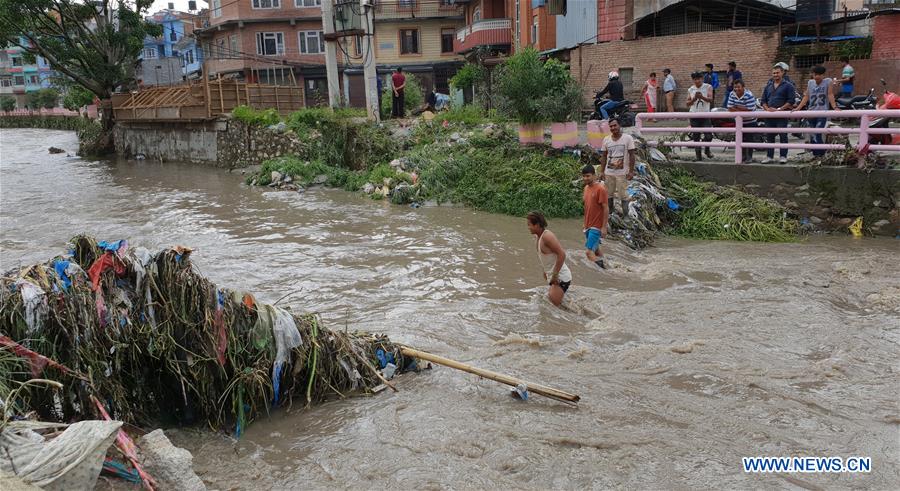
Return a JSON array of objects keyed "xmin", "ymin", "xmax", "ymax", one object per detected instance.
[
  {"xmin": 658, "ymin": 161, "xmax": 900, "ymax": 235},
  {"xmin": 0, "ymin": 114, "xmax": 90, "ymax": 132},
  {"xmin": 112, "ymin": 118, "xmax": 306, "ymax": 167}
]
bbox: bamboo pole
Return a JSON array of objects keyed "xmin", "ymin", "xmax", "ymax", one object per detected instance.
[
  {"xmin": 399, "ymin": 346, "xmax": 580, "ymax": 405},
  {"xmin": 217, "ymin": 75, "xmax": 225, "ymax": 114}
]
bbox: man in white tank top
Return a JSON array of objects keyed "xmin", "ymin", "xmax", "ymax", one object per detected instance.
[{"xmin": 527, "ymin": 211, "xmax": 572, "ymax": 307}]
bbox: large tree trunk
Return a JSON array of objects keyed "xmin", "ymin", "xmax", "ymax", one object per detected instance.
[{"xmin": 77, "ymin": 100, "xmax": 115, "ymax": 157}]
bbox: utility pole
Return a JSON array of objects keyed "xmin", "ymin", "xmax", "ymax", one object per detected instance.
[
  {"xmin": 321, "ymin": 0, "xmax": 342, "ymax": 108},
  {"xmin": 360, "ymin": 0, "xmax": 379, "ymax": 122}
]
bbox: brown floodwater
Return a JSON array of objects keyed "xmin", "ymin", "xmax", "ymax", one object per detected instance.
[{"xmin": 2, "ymin": 129, "xmax": 899, "ymax": 489}]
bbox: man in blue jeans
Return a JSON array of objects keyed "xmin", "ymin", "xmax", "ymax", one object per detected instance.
[
  {"xmin": 793, "ymin": 65, "xmax": 838, "ymax": 157},
  {"xmin": 597, "ymin": 71, "xmax": 624, "ymax": 120},
  {"xmin": 760, "ymin": 64, "xmax": 796, "ymax": 163}
]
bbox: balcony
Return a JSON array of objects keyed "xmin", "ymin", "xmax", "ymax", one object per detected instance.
[{"xmin": 454, "ymin": 18, "xmax": 511, "ymax": 54}]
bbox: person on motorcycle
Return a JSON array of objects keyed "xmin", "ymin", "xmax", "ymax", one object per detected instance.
[
  {"xmin": 597, "ymin": 71, "xmax": 625, "ymax": 120},
  {"xmin": 793, "ymin": 65, "xmax": 838, "ymax": 157}
]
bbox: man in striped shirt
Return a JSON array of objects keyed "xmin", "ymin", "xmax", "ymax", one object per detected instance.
[{"xmin": 726, "ymin": 79, "xmax": 758, "ymax": 164}]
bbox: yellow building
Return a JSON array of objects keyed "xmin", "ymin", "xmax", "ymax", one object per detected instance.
[{"xmin": 344, "ymin": 1, "xmax": 465, "ymax": 106}]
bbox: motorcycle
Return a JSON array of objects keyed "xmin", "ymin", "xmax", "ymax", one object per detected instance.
[
  {"xmin": 588, "ymin": 93, "xmax": 636, "ymax": 126},
  {"xmin": 868, "ymin": 78, "xmax": 900, "ymax": 146},
  {"xmin": 835, "ymin": 88, "xmax": 877, "ymax": 111}
]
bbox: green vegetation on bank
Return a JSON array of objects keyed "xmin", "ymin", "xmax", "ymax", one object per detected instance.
[
  {"xmin": 0, "ymin": 115, "xmax": 93, "ymax": 132},
  {"xmin": 239, "ymin": 106, "xmax": 798, "ymax": 243}
]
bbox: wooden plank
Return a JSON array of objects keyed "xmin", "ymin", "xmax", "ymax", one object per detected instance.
[
  {"xmin": 217, "ymin": 77, "xmax": 225, "ymax": 114},
  {"xmin": 203, "ymin": 63, "xmax": 211, "ymax": 118}
]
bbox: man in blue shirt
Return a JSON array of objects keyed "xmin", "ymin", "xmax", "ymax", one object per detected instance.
[
  {"xmin": 760, "ymin": 64, "xmax": 797, "ymax": 163},
  {"xmin": 662, "ymin": 68, "xmax": 676, "ymax": 112},
  {"xmin": 704, "ymin": 63, "xmax": 720, "ymax": 101},
  {"xmin": 723, "ymin": 61, "xmax": 742, "ymax": 107}
]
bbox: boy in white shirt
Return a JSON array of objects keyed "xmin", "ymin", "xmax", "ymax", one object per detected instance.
[
  {"xmin": 600, "ymin": 118, "xmax": 636, "ymax": 215},
  {"xmin": 686, "ymin": 71, "xmax": 714, "ymax": 161}
]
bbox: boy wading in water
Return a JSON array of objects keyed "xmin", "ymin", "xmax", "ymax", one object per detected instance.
[
  {"xmin": 581, "ymin": 165, "xmax": 609, "ymax": 269},
  {"xmin": 527, "ymin": 211, "xmax": 572, "ymax": 307}
]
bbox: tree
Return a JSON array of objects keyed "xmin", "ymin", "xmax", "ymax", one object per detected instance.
[
  {"xmin": 0, "ymin": 95, "xmax": 15, "ymax": 112},
  {"xmin": 0, "ymin": 0, "xmax": 161, "ymax": 145},
  {"xmin": 27, "ymin": 88, "xmax": 60, "ymax": 109},
  {"xmin": 62, "ymin": 84, "xmax": 94, "ymax": 111}
]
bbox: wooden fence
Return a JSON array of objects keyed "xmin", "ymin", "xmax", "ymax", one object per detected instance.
[{"xmin": 111, "ymin": 79, "xmax": 304, "ymax": 122}]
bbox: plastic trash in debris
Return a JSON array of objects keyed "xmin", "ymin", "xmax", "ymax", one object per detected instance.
[
  {"xmin": 382, "ymin": 362, "xmax": 397, "ymax": 380},
  {"xmin": 649, "ymin": 148, "xmax": 667, "ymax": 162},
  {"xmin": 849, "ymin": 217, "xmax": 864, "ymax": 237},
  {"xmin": 376, "ymin": 348, "xmax": 395, "ymax": 369},
  {"xmin": 666, "ymin": 198, "xmax": 680, "ymax": 211},
  {"xmin": 510, "ymin": 383, "xmax": 529, "ymax": 401}
]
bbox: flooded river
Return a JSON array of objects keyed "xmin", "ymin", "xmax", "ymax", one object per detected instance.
[{"xmin": 2, "ymin": 129, "xmax": 899, "ymax": 489}]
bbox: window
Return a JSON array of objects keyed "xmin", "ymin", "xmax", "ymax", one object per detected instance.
[
  {"xmin": 230, "ymin": 34, "xmax": 239, "ymax": 56},
  {"xmin": 399, "ymin": 0, "xmax": 416, "ymax": 8},
  {"xmin": 618, "ymin": 67, "xmax": 634, "ymax": 87},
  {"xmin": 473, "ymin": 8, "xmax": 481, "ymax": 22},
  {"xmin": 185, "ymin": 49, "xmax": 194, "ymax": 64},
  {"xmin": 795, "ymin": 54, "xmax": 828, "ymax": 70},
  {"xmin": 295, "ymin": 0, "xmax": 321, "ymax": 6},
  {"xmin": 440, "ymin": 0, "xmax": 454, "ymax": 6},
  {"xmin": 14, "ymin": 75, "xmax": 25, "ymax": 86},
  {"xmin": 169, "ymin": 27, "xmax": 177, "ymax": 42},
  {"xmin": 400, "ymin": 29, "xmax": 419, "ymax": 54},
  {"xmin": 441, "ymin": 28, "xmax": 454, "ymax": 53},
  {"xmin": 27, "ymin": 75, "xmax": 39, "ymax": 85},
  {"xmin": 0, "ymin": 78, "xmax": 11, "ymax": 87},
  {"xmin": 531, "ymin": 16, "xmax": 538, "ymax": 45},
  {"xmin": 217, "ymin": 38, "xmax": 226, "ymax": 58},
  {"xmin": 252, "ymin": 0, "xmax": 280, "ymax": 8},
  {"xmin": 354, "ymin": 34, "xmax": 363, "ymax": 57},
  {"xmin": 143, "ymin": 47, "xmax": 157, "ymax": 59},
  {"xmin": 211, "ymin": 0, "xmax": 222, "ymax": 17},
  {"xmin": 256, "ymin": 32, "xmax": 284, "ymax": 55},
  {"xmin": 11, "ymin": 57, "xmax": 22, "ymax": 66},
  {"xmin": 298, "ymin": 31, "xmax": 325, "ymax": 54}
]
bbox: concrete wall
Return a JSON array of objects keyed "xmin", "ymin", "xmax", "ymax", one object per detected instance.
[
  {"xmin": 114, "ymin": 118, "xmax": 309, "ymax": 167},
  {"xmin": 657, "ymin": 161, "xmax": 900, "ymax": 235}
]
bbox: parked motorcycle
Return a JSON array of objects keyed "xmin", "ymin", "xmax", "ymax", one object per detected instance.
[
  {"xmin": 835, "ymin": 88, "xmax": 877, "ymax": 111},
  {"xmin": 588, "ymin": 94, "xmax": 635, "ymax": 126},
  {"xmin": 868, "ymin": 78, "xmax": 900, "ymax": 146}
]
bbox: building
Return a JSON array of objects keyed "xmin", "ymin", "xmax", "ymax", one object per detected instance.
[
  {"xmin": 342, "ymin": 0, "xmax": 466, "ymax": 107},
  {"xmin": 0, "ymin": 39, "xmax": 55, "ymax": 108},
  {"xmin": 141, "ymin": 9, "xmax": 204, "ymax": 84},
  {"xmin": 453, "ymin": 0, "xmax": 558, "ymax": 58}
]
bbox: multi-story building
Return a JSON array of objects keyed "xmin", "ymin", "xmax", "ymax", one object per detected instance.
[
  {"xmin": 141, "ymin": 9, "xmax": 205, "ymax": 84},
  {"xmin": 0, "ymin": 39, "xmax": 55, "ymax": 108},
  {"xmin": 453, "ymin": 0, "xmax": 560, "ymax": 59}
]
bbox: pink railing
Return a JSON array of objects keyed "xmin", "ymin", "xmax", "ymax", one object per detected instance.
[{"xmin": 636, "ymin": 109, "xmax": 900, "ymax": 165}]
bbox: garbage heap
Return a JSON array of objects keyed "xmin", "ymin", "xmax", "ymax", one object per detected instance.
[{"xmin": 1, "ymin": 235, "xmax": 407, "ymax": 435}]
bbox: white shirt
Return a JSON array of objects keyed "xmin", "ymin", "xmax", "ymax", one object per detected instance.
[
  {"xmin": 688, "ymin": 83, "xmax": 712, "ymax": 113},
  {"xmin": 601, "ymin": 133, "xmax": 636, "ymax": 176}
]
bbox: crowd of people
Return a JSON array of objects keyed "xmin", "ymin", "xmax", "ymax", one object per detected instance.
[{"xmin": 637, "ymin": 58, "xmax": 855, "ymax": 163}]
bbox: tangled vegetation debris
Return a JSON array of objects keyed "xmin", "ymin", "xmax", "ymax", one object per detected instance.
[{"xmin": 0, "ymin": 235, "xmax": 407, "ymax": 434}]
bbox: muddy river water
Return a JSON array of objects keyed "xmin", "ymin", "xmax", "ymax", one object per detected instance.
[{"xmin": 2, "ymin": 129, "xmax": 899, "ymax": 489}]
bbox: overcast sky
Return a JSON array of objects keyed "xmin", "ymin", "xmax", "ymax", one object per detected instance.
[{"xmin": 149, "ymin": 0, "xmax": 208, "ymax": 13}]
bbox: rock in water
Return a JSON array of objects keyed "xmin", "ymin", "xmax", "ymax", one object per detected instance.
[
  {"xmin": 270, "ymin": 171, "xmax": 283, "ymax": 184},
  {"xmin": 48, "ymin": 147, "xmax": 65, "ymax": 154},
  {"xmin": 137, "ymin": 430, "xmax": 206, "ymax": 491}
]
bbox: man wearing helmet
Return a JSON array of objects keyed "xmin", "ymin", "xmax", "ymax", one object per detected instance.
[{"xmin": 596, "ymin": 71, "xmax": 625, "ymax": 120}]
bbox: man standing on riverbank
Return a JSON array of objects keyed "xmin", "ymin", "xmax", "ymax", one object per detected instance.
[
  {"xmin": 391, "ymin": 67, "xmax": 406, "ymax": 118},
  {"xmin": 527, "ymin": 211, "xmax": 572, "ymax": 307},
  {"xmin": 761, "ymin": 64, "xmax": 796, "ymax": 163},
  {"xmin": 582, "ymin": 165, "xmax": 609, "ymax": 269},
  {"xmin": 663, "ymin": 68, "xmax": 676, "ymax": 112},
  {"xmin": 687, "ymin": 72, "xmax": 714, "ymax": 161},
  {"xmin": 600, "ymin": 118, "xmax": 636, "ymax": 215}
]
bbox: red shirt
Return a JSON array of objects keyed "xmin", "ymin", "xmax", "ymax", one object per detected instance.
[
  {"xmin": 392, "ymin": 72, "xmax": 406, "ymax": 91},
  {"xmin": 583, "ymin": 181, "xmax": 608, "ymax": 230}
]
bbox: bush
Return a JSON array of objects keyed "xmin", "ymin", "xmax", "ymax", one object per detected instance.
[
  {"xmin": 537, "ymin": 79, "xmax": 584, "ymax": 123},
  {"xmin": 0, "ymin": 96, "xmax": 15, "ymax": 112},
  {"xmin": 380, "ymin": 73, "xmax": 424, "ymax": 117},
  {"xmin": 62, "ymin": 85, "xmax": 94, "ymax": 111},
  {"xmin": 231, "ymin": 105, "xmax": 280, "ymax": 126},
  {"xmin": 495, "ymin": 48, "xmax": 551, "ymax": 124},
  {"xmin": 440, "ymin": 105, "xmax": 489, "ymax": 125},
  {"xmin": 450, "ymin": 63, "xmax": 485, "ymax": 92},
  {"xmin": 26, "ymin": 88, "xmax": 60, "ymax": 109}
]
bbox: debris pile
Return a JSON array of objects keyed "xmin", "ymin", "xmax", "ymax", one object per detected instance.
[{"xmin": 0, "ymin": 235, "xmax": 408, "ymax": 435}]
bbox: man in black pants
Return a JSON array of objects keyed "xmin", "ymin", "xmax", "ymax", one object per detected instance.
[
  {"xmin": 686, "ymin": 71, "xmax": 714, "ymax": 161},
  {"xmin": 391, "ymin": 67, "xmax": 406, "ymax": 118}
]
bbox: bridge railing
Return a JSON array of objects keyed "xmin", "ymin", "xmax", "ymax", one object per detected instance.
[{"xmin": 636, "ymin": 109, "xmax": 900, "ymax": 165}]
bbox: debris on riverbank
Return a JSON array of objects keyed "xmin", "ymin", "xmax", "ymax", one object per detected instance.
[
  {"xmin": 243, "ymin": 110, "xmax": 800, "ymax": 247},
  {"xmin": 0, "ymin": 235, "xmax": 409, "ymax": 435}
]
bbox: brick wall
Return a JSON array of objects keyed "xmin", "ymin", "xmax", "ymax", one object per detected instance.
[
  {"xmin": 598, "ymin": 0, "xmax": 628, "ymax": 42},
  {"xmin": 872, "ymin": 14, "xmax": 900, "ymax": 60},
  {"xmin": 571, "ymin": 28, "xmax": 781, "ymax": 110}
]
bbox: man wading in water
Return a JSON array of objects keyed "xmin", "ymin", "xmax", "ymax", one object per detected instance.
[
  {"xmin": 581, "ymin": 165, "xmax": 609, "ymax": 269},
  {"xmin": 527, "ymin": 211, "xmax": 572, "ymax": 307}
]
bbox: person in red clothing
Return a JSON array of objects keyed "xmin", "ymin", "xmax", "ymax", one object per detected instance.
[
  {"xmin": 391, "ymin": 67, "xmax": 406, "ymax": 118},
  {"xmin": 581, "ymin": 164, "xmax": 609, "ymax": 269}
]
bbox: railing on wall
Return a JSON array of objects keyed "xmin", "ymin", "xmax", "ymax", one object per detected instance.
[
  {"xmin": 111, "ymin": 79, "xmax": 304, "ymax": 122},
  {"xmin": 636, "ymin": 109, "xmax": 900, "ymax": 166}
]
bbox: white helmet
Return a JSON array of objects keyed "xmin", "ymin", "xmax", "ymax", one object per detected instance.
[
  {"xmin": 608, "ymin": 71, "xmax": 619, "ymax": 80},
  {"xmin": 774, "ymin": 62, "xmax": 789, "ymax": 71}
]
